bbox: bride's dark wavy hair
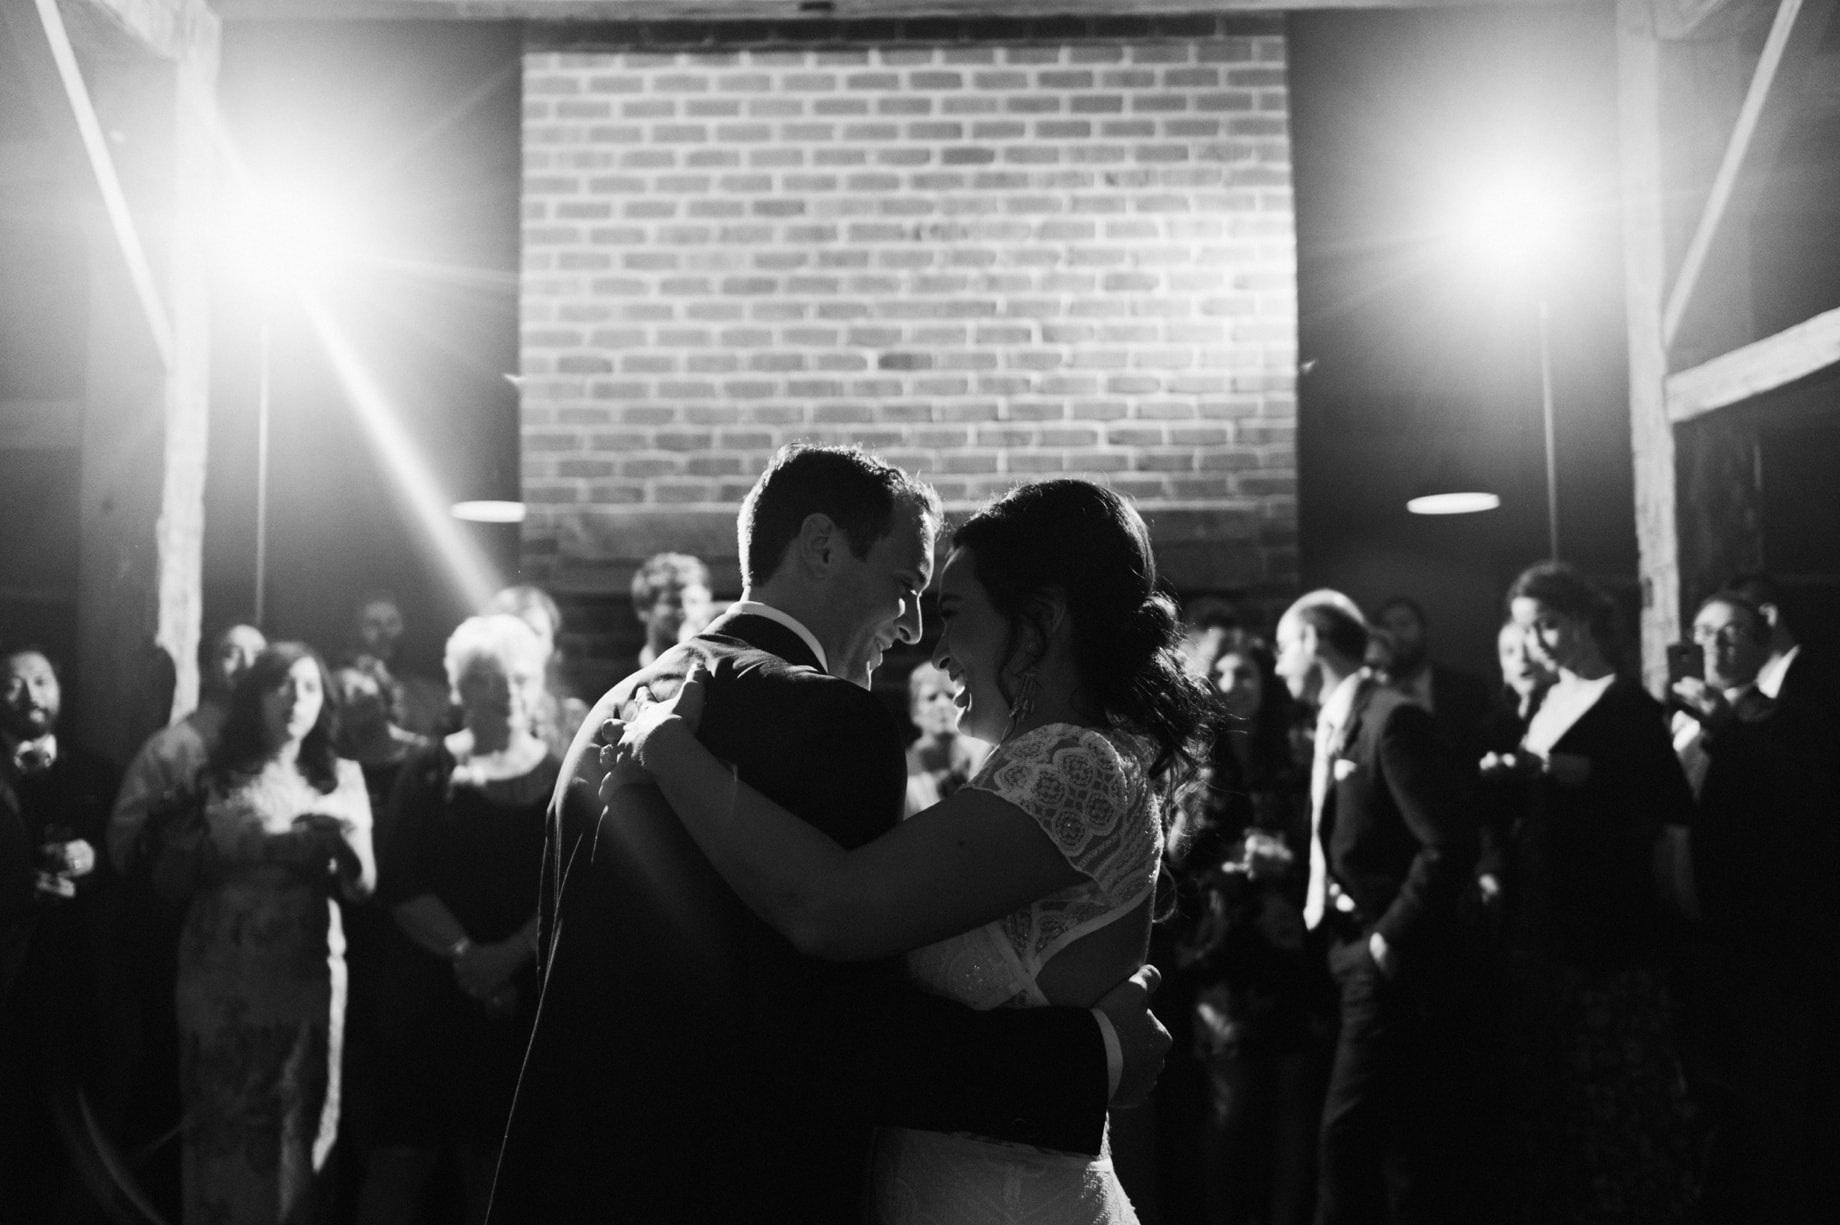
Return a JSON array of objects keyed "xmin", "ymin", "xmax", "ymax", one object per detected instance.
[{"xmin": 950, "ymin": 479, "xmax": 1214, "ymax": 790}]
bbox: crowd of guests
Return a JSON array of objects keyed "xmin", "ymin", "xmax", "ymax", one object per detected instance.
[
  {"xmin": 4, "ymin": 546, "xmax": 1837, "ymax": 1225},
  {"xmin": 1125, "ymin": 565, "xmax": 1840, "ymax": 1225},
  {"xmin": 0, "ymin": 558, "xmax": 717, "ymax": 1225}
]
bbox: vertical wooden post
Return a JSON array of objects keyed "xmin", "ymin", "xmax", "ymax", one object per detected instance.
[
  {"xmin": 72, "ymin": 13, "xmax": 220, "ymax": 764},
  {"xmin": 1617, "ymin": 0, "xmax": 1681, "ymax": 692},
  {"xmin": 153, "ymin": 22, "xmax": 221, "ymax": 725}
]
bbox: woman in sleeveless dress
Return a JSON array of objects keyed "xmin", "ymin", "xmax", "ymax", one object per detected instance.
[
  {"xmin": 176, "ymin": 643, "xmax": 375, "ymax": 1224},
  {"xmin": 609, "ymin": 479, "xmax": 1214, "ymax": 1224}
]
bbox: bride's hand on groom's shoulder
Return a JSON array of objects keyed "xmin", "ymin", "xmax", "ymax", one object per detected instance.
[{"xmin": 597, "ymin": 661, "xmax": 712, "ymax": 803}]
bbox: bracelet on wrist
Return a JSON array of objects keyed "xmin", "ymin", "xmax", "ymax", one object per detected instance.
[{"xmin": 447, "ymin": 937, "xmax": 474, "ymax": 962}]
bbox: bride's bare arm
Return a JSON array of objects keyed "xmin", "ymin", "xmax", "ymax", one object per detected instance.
[{"xmin": 607, "ymin": 676, "xmax": 1082, "ymax": 962}]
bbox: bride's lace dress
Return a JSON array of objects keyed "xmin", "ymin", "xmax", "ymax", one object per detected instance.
[{"xmin": 871, "ymin": 723, "xmax": 1163, "ymax": 1225}]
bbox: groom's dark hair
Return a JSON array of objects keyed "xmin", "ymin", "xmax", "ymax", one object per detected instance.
[{"xmin": 738, "ymin": 444, "xmax": 941, "ymax": 588}]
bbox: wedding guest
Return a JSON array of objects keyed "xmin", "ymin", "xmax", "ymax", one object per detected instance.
[
  {"xmin": 1475, "ymin": 619, "xmax": 1558, "ymax": 902},
  {"xmin": 349, "ymin": 590, "xmax": 450, "ymax": 735},
  {"xmin": 1457, "ymin": 618, "xmax": 1560, "ymax": 1220},
  {"xmin": 1274, "ymin": 591, "xmax": 1476, "ymax": 1225},
  {"xmin": 0, "ymin": 644, "xmax": 124, "ymax": 1220},
  {"xmin": 109, "ymin": 622, "xmax": 267, "ymax": 873},
  {"xmin": 176, "ymin": 643, "xmax": 374, "ymax": 1224},
  {"xmin": 1727, "ymin": 571, "xmax": 1840, "ymax": 726},
  {"xmin": 1670, "ymin": 591, "xmax": 1837, "ymax": 1225},
  {"xmin": 629, "ymin": 552, "xmax": 713, "ymax": 669},
  {"xmin": 903, "ymin": 661, "xmax": 988, "ymax": 818},
  {"xmin": 1492, "ymin": 562, "xmax": 1698, "ymax": 1225},
  {"xmin": 1181, "ymin": 605, "xmax": 1244, "ymax": 682},
  {"xmin": 329, "ymin": 653, "xmax": 429, "ymax": 1188},
  {"xmin": 1487, "ymin": 619, "xmax": 1554, "ymax": 738},
  {"xmin": 331, "ymin": 656, "xmax": 427, "ymax": 824},
  {"xmin": 355, "ymin": 615, "xmax": 554, "ymax": 1225},
  {"xmin": 107, "ymin": 620, "xmax": 264, "ymax": 1219},
  {"xmin": 484, "ymin": 583, "xmax": 590, "ymax": 757},
  {"xmin": 1189, "ymin": 641, "xmax": 1316, "ymax": 1225},
  {"xmin": 1375, "ymin": 596, "xmax": 1494, "ymax": 763}
]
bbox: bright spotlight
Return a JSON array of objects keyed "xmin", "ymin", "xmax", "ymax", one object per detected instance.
[
  {"xmin": 219, "ymin": 179, "xmax": 359, "ymax": 291},
  {"xmin": 1441, "ymin": 165, "xmax": 1569, "ymax": 279}
]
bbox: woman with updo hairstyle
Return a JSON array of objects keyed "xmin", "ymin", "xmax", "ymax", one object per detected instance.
[
  {"xmin": 1491, "ymin": 560, "xmax": 1698, "ymax": 1225},
  {"xmin": 176, "ymin": 642, "xmax": 374, "ymax": 1224},
  {"xmin": 609, "ymin": 477, "xmax": 1213, "ymax": 1224},
  {"xmin": 354, "ymin": 615, "xmax": 558, "ymax": 1225}
]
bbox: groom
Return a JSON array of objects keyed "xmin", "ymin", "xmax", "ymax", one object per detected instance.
[{"xmin": 492, "ymin": 445, "xmax": 1167, "ymax": 1224}]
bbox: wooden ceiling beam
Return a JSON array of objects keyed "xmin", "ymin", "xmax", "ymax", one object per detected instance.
[
  {"xmin": 1, "ymin": 0, "xmax": 173, "ymax": 369},
  {"xmin": 1666, "ymin": 304, "xmax": 1840, "ymax": 422},
  {"xmin": 1661, "ymin": 0, "xmax": 1836, "ymax": 352},
  {"xmin": 209, "ymin": 0, "xmax": 1580, "ymax": 22},
  {"xmin": 1654, "ymin": 0, "xmax": 1753, "ymax": 39},
  {"xmin": 56, "ymin": 0, "xmax": 214, "ymax": 61}
]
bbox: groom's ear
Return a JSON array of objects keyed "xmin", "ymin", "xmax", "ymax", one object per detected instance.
[{"xmin": 795, "ymin": 512, "xmax": 840, "ymax": 576}]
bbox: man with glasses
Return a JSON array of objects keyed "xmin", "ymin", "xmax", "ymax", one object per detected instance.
[{"xmin": 1669, "ymin": 591, "xmax": 1839, "ymax": 1225}]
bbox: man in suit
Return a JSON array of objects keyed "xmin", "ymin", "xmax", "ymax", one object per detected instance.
[
  {"xmin": 1727, "ymin": 571, "xmax": 1840, "ymax": 727},
  {"xmin": 1375, "ymin": 597, "xmax": 1493, "ymax": 764},
  {"xmin": 1274, "ymin": 591, "xmax": 1477, "ymax": 1225},
  {"xmin": 0, "ymin": 645, "xmax": 125, "ymax": 1217},
  {"xmin": 493, "ymin": 445, "xmax": 1166, "ymax": 1224},
  {"xmin": 1671, "ymin": 591, "xmax": 1839, "ymax": 1225}
]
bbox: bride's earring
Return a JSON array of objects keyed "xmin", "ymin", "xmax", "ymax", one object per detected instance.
[{"xmin": 1004, "ymin": 668, "xmax": 1040, "ymax": 740}]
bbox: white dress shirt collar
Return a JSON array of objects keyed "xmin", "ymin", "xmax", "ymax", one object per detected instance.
[
  {"xmin": 726, "ymin": 599, "xmax": 829, "ymax": 675},
  {"xmin": 1755, "ymin": 643, "xmax": 1799, "ymax": 700},
  {"xmin": 1316, "ymin": 671, "xmax": 1364, "ymax": 746}
]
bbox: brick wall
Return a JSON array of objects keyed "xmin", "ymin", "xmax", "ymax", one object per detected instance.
[{"xmin": 518, "ymin": 15, "xmax": 1298, "ymax": 671}]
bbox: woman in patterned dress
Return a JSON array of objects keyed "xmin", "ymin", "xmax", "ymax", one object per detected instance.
[
  {"xmin": 175, "ymin": 643, "xmax": 375, "ymax": 1224},
  {"xmin": 610, "ymin": 479, "xmax": 1214, "ymax": 1224}
]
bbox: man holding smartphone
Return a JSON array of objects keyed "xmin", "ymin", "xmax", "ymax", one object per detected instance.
[{"xmin": 1668, "ymin": 590, "xmax": 1839, "ymax": 1224}]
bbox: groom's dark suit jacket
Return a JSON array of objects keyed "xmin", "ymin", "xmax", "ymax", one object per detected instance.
[{"xmin": 492, "ymin": 611, "xmax": 1107, "ymax": 1224}]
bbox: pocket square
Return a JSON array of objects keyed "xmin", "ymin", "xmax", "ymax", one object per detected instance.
[{"xmin": 1333, "ymin": 758, "xmax": 1358, "ymax": 781}]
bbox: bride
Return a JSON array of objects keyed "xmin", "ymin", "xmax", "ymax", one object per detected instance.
[{"xmin": 606, "ymin": 479, "xmax": 1213, "ymax": 1224}]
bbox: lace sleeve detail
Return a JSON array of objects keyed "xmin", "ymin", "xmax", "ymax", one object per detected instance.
[{"xmin": 968, "ymin": 724, "xmax": 1162, "ymax": 910}]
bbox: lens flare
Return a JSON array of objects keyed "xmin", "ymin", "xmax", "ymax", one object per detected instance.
[{"xmin": 299, "ymin": 295, "xmax": 503, "ymax": 609}]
